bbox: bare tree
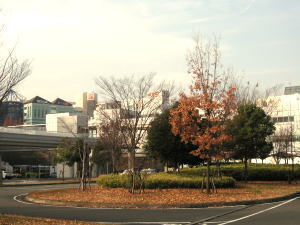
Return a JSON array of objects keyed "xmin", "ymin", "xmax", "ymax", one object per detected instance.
[
  {"xmin": 98, "ymin": 119, "xmax": 122, "ymax": 173},
  {"xmin": 0, "ymin": 49, "xmax": 31, "ymax": 106},
  {"xmin": 0, "ymin": 36, "xmax": 30, "ymax": 184},
  {"xmin": 230, "ymin": 75, "xmax": 282, "ymax": 113},
  {"xmin": 271, "ymin": 125, "xmax": 296, "ymax": 162},
  {"xmin": 95, "ymin": 74, "xmax": 171, "ymax": 182},
  {"xmin": 56, "ymin": 117, "xmax": 96, "ymax": 191}
]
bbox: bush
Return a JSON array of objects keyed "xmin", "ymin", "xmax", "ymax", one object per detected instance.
[
  {"xmin": 181, "ymin": 164, "xmax": 300, "ymax": 181},
  {"xmin": 96, "ymin": 172, "xmax": 235, "ymax": 189},
  {"xmin": 25, "ymin": 172, "xmax": 38, "ymax": 178}
]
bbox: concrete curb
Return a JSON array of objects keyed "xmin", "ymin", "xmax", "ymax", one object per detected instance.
[
  {"xmin": 0, "ymin": 180, "xmax": 95, "ymax": 187},
  {"xmin": 23, "ymin": 191, "xmax": 300, "ymax": 209}
]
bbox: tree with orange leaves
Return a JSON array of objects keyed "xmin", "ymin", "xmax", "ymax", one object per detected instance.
[{"xmin": 169, "ymin": 35, "xmax": 236, "ymax": 194}]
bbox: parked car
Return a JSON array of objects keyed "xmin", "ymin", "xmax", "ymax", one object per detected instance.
[
  {"xmin": 50, "ymin": 172, "xmax": 57, "ymax": 178},
  {"xmin": 120, "ymin": 169, "xmax": 134, "ymax": 175},
  {"xmin": 140, "ymin": 168, "xmax": 156, "ymax": 174},
  {"xmin": 1, "ymin": 170, "xmax": 14, "ymax": 179},
  {"xmin": 1, "ymin": 169, "xmax": 6, "ymax": 179}
]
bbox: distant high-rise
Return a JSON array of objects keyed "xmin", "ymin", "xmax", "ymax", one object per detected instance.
[
  {"xmin": 284, "ymin": 86, "xmax": 300, "ymax": 95},
  {"xmin": 76, "ymin": 92, "xmax": 97, "ymax": 118}
]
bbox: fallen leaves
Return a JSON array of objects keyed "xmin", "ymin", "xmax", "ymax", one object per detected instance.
[
  {"xmin": 0, "ymin": 214, "xmax": 101, "ymax": 225},
  {"xmin": 28, "ymin": 181, "xmax": 300, "ymax": 208}
]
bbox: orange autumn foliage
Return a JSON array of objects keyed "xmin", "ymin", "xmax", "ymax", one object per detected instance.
[{"xmin": 169, "ymin": 36, "xmax": 237, "ymax": 160}]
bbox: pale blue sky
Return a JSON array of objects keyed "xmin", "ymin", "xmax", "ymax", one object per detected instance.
[{"xmin": 1, "ymin": 0, "xmax": 299, "ymax": 102}]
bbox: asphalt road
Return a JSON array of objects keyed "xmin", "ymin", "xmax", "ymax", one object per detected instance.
[{"xmin": 0, "ymin": 184, "xmax": 299, "ymax": 225}]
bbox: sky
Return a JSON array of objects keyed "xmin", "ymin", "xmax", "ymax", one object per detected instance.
[{"xmin": 0, "ymin": 0, "xmax": 299, "ymax": 102}]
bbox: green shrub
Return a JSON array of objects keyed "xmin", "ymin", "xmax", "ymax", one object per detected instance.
[
  {"xmin": 25, "ymin": 172, "xmax": 38, "ymax": 178},
  {"xmin": 181, "ymin": 164, "xmax": 300, "ymax": 181},
  {"xmin": 96, "ymin": 172, "xmax": 235, "ymax": 189}
]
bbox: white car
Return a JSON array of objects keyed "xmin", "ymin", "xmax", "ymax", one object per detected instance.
[
  {"xmin": 1, "ymin": 170, "xmax": 6, "ymax": 179},
  {"xmin": 120, "ymin": 169, "xmax": 134, "ymax": 175},
  {"xmin": 1, "ymin": 170, "xmax": 14, "ymax": 179},
  {"xmin": 140, "ymin": 168, "xmax": 156, "ymax": 174}
]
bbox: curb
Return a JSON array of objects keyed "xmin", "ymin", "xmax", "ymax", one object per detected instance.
[
  {"xmin": 23, "ymin": 191, "xmax": 300, "ymax": 209},
  {"xmin": 0, "ymin": 180, "xmax": 96, "ymax": 187}
]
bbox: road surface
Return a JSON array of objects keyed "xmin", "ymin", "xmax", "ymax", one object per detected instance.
[{"xmin": 0, "ymin": 184, "xmax": 299, "ymax": 225}]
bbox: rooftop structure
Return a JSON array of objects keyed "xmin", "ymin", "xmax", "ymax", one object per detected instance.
[{"xmin": 23, "ymin": 96, "xmax": 82, "ymax": 125}]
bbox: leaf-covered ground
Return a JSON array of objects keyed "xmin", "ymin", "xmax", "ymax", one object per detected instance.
[
  {"xmin": 28, "ymin": 181, "xmax": 300, "ymax": 208},
  {"xmin": 0, "ymin": 214, "xmax": 103, "ymax": 225}
]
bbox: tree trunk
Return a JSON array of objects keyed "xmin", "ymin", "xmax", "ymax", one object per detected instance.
[
  {"xmin": 111, "ymin": 149, "xmax": 116, "ymax": 173},
  {"xmin": 80, "ymin": 143, "xmax": 87, "ymax": 191},
  {"xmin": 128, "ymin": 150, "xmax": 136, "ymax": 194},
  {"xmin": 216, "ymin": 160, "xmax": 221, "ymax": 178},
  {"xmin": 206, "ymin": 160, "xmax": 211, "ymax": 194},
  {"xmin": 244, "ymin": 158, "xmax": 248, "ymax": 183},
  {"xmin": 62, "ymin": 163, "xmax": 65, "ymax": 182},
  {"xmin": 128, "ymin": 150, "xmax": 135, "ymax": 171}
]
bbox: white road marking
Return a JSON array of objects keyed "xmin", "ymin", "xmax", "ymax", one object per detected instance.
[
  {"xmin": 13, "ymin": 193, "xmax": 34, "ymax": 205},
  {"xmin": 93, "ymin": 223, "xmax": 190, "ymax": 224},
  {"xmin": 218, "ymin": 197, "xmax": 299, "ymax": 225}
]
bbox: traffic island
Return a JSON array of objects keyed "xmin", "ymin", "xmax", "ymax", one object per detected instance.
[{"xmin": 23, "ymin": 181, "xmax": 300, "ymax": 209}]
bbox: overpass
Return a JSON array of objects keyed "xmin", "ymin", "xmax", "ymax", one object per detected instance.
[
  {"xmin": 0, "ymin": 127, "xmax": 97, "ymax": 152},
  {"xmin": 0, "ymin": 126, "xmax": 98, "ymax": 183}
]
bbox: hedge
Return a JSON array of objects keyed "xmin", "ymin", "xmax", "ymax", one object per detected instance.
[
  {"xmin": 180, "ymin": 164, "xmax": 300, "ymax": 181},
  {"xmin": 96, "ymin": 172, "xmax": 235, "ymax": 189}
]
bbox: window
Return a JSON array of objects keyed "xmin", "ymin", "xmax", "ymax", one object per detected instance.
[{"xmin": 272, "ymin": 116, "xmax": 295, "ymax": 123}]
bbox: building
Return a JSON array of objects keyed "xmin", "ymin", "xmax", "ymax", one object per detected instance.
[
  {"xmin": 88, "ymin": 90, "xmax": 169, "ymax": 171},
  {"xmin": 0, "ymin": 101, "xmax": 23, "ymax": 126},
  {"xmin": 45, "ymin": 112, "xmax": 92, "ymax": 179},
  {"xmin": 284, "ymin": 86, "xmax": 300, "ymax": 95},
  {"xmin": 23, "ymin": 96, "xmax": 82, "ymax": 125},
  {"xmin": 75, "ymin": 92, "xmax": 97, "ymax": 118},
  {"xmin": 46, "ymin": 112, "xmax": 88, "ymax": 134},
  {"xmin": 259, "ymin": 89, "xmax": 300, "ymax": 164}
]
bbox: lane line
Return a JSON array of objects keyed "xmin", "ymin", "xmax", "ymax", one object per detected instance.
[{"xmin": 219, "ymin": 197, "xmax": 299, "ymax": 225}]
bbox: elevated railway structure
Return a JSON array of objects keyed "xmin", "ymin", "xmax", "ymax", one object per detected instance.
[{"xmin": 0, "ymin": 127, "xmax": 97, "ymax": 183}]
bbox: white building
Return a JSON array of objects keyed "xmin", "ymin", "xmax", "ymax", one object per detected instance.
[
  {"xmin": 259, "ymin": 88, "xmax": 300, "ymax": 164},
  {"xmin": 46, "ymin": 113, "xmax": 92, "ymax": 178},
  {"xmin": 46, "ymin": 113, "xmax": 88, "ymax": 134}
]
